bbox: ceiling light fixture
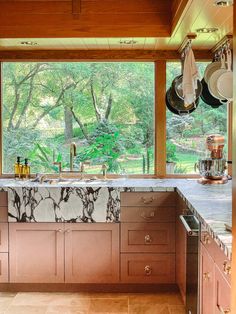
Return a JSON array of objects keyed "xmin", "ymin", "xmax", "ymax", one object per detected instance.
[
  {"xmin": 119, "ymin": 39, "xmax": 137, "ymax": 45},
  {"xmin": 20, "ymin": 41, "xmax": 38, "ymax": 46},
  {"xmin": 214, "ymin": 0, "xmax": 233, "ymax": 6},
  {"xmin": 196, "ymin": 27, "xmax": 219, "ymax": 33}
]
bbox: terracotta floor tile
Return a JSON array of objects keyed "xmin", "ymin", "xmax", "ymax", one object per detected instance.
[
  {"xmin": 46, "ymin": 305, "xmax": 89, "ymax": 314},
  {"xmin": 168, "ymin": 305, "xmax": 186, "ymax": 314},
  {"xmin": 5, "ymin": 305, "xmax": 47, "ymax": 314},
  {"xmin": 128, "ymin": 304, "xmax": 170, "ymax": 314},
  {"xmin": 89, "ymin": 298, "xmax": 128, "ymax": 313}
]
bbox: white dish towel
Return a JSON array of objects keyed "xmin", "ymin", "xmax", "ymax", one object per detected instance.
[{"xmin": 182, "ymin": 48, "xmax": 200, "ymax": 107}]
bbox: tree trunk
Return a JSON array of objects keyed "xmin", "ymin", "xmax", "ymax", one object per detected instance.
[{"xmin": 64, "ymin": 105, "xmax": 73, "ymax": 141}]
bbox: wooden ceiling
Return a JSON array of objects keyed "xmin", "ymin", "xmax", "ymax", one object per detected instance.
[{"xmin": 0, "ymin": 0, "xmax": 233, "ymax": 52}]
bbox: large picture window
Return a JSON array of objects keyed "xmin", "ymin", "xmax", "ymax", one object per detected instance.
[{"xmin": 2, "ymin": 62, "xmax": 155, "ymax": 175}]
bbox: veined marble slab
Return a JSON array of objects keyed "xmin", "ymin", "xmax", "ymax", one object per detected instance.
[{"xmin": 0, "ymin": 178, "xmax": 232, "ymax": 260}]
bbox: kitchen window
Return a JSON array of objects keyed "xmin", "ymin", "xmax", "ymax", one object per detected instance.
[
  {"xmin": 2, "ymin": 62, "xmax": 155, "ymax": 175},
  {"xmin": 166, "ymin": 62, "xmax": 228, "ymax": 175}
]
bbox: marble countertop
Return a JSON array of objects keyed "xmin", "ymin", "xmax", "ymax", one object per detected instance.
[{"xmin": 0, "ymin": 178, "xmax": 232, "ymax": 259}]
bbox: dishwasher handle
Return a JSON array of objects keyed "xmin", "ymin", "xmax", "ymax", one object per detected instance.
[{"xmin": 179, "ymin": 215, "xmax": 199, "ymax": 236}]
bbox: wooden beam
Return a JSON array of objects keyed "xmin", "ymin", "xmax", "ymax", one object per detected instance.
[
  {"xmin": 0, "ymin": 49, "xmax": 212, "ymax": 62},
  {"xmin": 171, "ymin": 0, "xmax": 192, "ymax": 34},
  {"xmin": 155, "ymin": 61, "xmax": 166, "ymax": 177},
  {"xmin": 72, "ymin": 0, "xmax": 81, "ymax": 15}
]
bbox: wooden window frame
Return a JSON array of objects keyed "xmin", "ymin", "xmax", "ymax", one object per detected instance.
[{"xmin": 0, "ymin": 56, "xmax": 232, "ymax": 178}]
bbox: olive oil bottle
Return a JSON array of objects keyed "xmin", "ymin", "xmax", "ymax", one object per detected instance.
[
  {"xmin": 14, "ymin": 156, "xmax": 23, "ymax": 179},
  {"xmin": 22, "ymin": 158, "xmax": 30, "ymax": 179}
]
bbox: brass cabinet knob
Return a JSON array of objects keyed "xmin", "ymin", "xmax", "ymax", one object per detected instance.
[
  {"xmin": 141, "ymin": 196, "xmax": 154, "ymax": 204},
  {"xmin": 141, "ymin": 211, "xmax": 155, "ymax": 220},
  {"xmin": 203, "ymin": 235, "xmax": 211, "ymax": 245},
  {"xmin": 56, "ymin": 229, "xmax": 63, "ymax": 233},
  {"xmin": 65, "ymin": 229, "xmax": 71, "ymax": 233},
  {"xmin": 144, "ymin": 265, "xmax": 152, "ymax": 276},
  {"xmin": 223, "ymin": 261, "xmax": 231, "ymax": 275},
  {"xmin": 144, "ymin": 234, "xmax": 152, "ymax": 244},
  {"xmin": 203, "ymin": 272, "xmax": 210, "ymax": 281},
  {"xmin": 217, "ymin": 305, "xmax": 230, "ymax": 314}
]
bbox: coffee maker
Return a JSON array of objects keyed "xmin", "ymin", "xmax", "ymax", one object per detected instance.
[{"xmin": 195, "ymin": 134, "xmax": 228, "ymax": 184}]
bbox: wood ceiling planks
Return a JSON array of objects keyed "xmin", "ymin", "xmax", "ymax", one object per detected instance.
[{"xmin": 0, "ymin": 0, "xmax": 172, "ymax": 38}]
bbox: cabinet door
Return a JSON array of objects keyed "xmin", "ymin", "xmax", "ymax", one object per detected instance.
[
  {"xmin": 65, "ymin": 223, "xmax": 119, "ymax": 283},
  {"xmin": 200, "ymin": 244, "xmax": 215, "ymax": 314},
  {"xmin": 176, "ymin": 204, "xmax": 187, "ymax": 304},
  {"xmin": 9, "ymin": 223, "xmax": 64, "ymax": 283},
  {"xmin": 214, "ymin": 264, "xmax": 231, "ymax": 314}
]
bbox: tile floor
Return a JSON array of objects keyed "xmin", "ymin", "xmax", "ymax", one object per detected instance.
[{"xmin": 0, "ymin": 292, "xmax": 185, "ymax": 314}]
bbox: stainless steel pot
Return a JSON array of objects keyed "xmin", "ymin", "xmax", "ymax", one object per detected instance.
[{"xmin": 195, "ymin": 158, "xmax": 227, "ymax": 179}]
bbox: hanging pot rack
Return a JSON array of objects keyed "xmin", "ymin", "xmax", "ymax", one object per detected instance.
[
  {"xmin": 178, "ymin": 33, "xmax": 197, "ymax": 60},
  {"xmin": 211, "ymin": 34, "xmax": 233, "ymax": 57}
]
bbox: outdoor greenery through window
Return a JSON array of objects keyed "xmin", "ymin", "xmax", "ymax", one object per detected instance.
[
  {"xmin": 2, "ymin": 62, "xmax": 155, "ymax": 175},
  {"xmin": 166, "ymin": 62, "xmax": 228, "ymax": 174}
]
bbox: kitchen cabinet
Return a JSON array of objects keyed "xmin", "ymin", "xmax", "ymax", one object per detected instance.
[
  {"xmin": 65, "ymin": 224, "xmax": 119, "ymax": 283},
  {"xmin": 200, "ymin": 233, "xmax": 231, "ymax": 314},
  {"xmin": 120, "ymin": 191, "xmax": 176, "ymax": 284},
  {"xmin": 9, "ymin": 222, "xmax": 119, "ymax": 284},
  {"xmin": 175, "ymin": 196, "xmax": 187, "ymax": 304},
  {"xmin": 200, "ymin": 244, "xmax": 215, "ymax": 314},
  {"xmin": 214, "ymin": 264, "xmax": 231, "ymax": 314},
  {"xmin": 9, "ymin": 223, "xmax": 64, "ymax": 283}
]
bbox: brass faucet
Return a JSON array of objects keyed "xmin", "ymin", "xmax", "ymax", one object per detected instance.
[{"xmin": 70, "ymin": 142, "xmax": 77, "ymax": 171}]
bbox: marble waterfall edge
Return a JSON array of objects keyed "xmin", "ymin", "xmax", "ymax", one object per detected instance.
[{"xmin": 6, "ymin": 187, "xmax": 121, "ymax": 223}]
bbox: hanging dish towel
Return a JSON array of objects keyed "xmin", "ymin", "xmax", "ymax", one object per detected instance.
[{"xmin": 182, "ymin": 48, "xmax": 200, "ymax": 107}]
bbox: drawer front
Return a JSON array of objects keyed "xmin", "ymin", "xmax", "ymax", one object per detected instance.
[
  {"xmin": 121, "ymin": 223, "xmax": 175, "ymax": 253},
  {"xmin": 214, "ymin": 264, "xmax": 231, "ymax": 314},
  {"xmin": 0, "ymin": 253, "xmax": 8, "ymax": 283},
  {"xmin": 121, "ymin": 192, "xmax": 176, "ymax": 207},
  {"xmin": 201, "ymin": 232, "xmax": 231, "ymax": 283},
  {"xmin": 121, "ymin": 253, "xmax": 175, "ymax": 283},
  {"xmin": 0, "ymin": 223, "xmax": 8, "ymax": 253},
  {"xmin": 121, "ymin": 206, "xmax": 175, "ymax": 223},
  {"xmin": 0, "ymin": 192, "xmax": 7, "ymax": 207}
]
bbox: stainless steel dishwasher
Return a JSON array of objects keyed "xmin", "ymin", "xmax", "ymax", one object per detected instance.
[{"xmin": 180, "ymin": 214, "xmax": 200, "ymax": 314}]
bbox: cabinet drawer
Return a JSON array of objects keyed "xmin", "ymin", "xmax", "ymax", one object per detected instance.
[
  {"xmin": 121, "ymin": 253, "xmax": 175, "ymax": 283},
  {"xmin": 0, "ymin": 253, "xmax": 8, "ymax": 283},
  {"xmin": 201, "ymin": 232, "xmax": 231, "ymax": 283},
  {"xmin": 121, "ymin": 206, "xmax": 175, "ymax": 223},
  {"xmin": 121, "ymin": 192, "xmax": 176, "ymax": 207},
  {"xmin": 0, "ymin": 223, "xmax": 8, "ymax": 253},
  {"xmin": 121, "ymin": 223, "xmax": 175, "ymax": 253},
  {"xmin": 0, "ymin": 192, "xmax": 7, "ymax": 207},
  {"xmin": 214, "ymin": 264, "xmax": 231, "ymax": 314}
]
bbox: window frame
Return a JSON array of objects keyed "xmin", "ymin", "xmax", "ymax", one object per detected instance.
[{"xmin": 0, "ymin": 58, "xmax": 231, "ymax": 178}]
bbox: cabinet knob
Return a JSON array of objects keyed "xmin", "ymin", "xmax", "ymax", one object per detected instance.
[
  {"xmin": 223, "ymin": 261, "xmax": 231, "ymax": 275},
  {"xmin": 65, "ymin": 229, "xmax": 71, "ymax": 233},
  {"xmin": 141, "ymin": 197, "xmax": 154, "ymax": 204},
  {"xmin": 203, "ymin": 272, "xmax": 210, "ymax": 281},
  {"xmin": 217, "ymin": 305, "xmax": 230, "ymax": 314},
  {"xmin": 203, "ymin": 235, "xmax": 211, "ymax": 245},
  {"xmin": 141, "ymin": 211, "xmax": 155, "ymax": 220},
  {"xmin": 57, "ymin": 229, "xmax": 63, "ymax": 233},
  {"xmin": 144, "ymin": 234, "xmax": 152, "ymax": 244},
  {"xmin": 144, "ymin": 265, "xmax": 152, "ymax": 276}
]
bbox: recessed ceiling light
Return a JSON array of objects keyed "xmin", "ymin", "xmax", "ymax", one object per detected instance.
[
  {"xmin": 119, "ymin": 40, "xmax": 137, "ymax": 45},
  {"xmin": 20, "ymin": 41, "xmax": 38, "ymax": 46},
  {"xmin": 214, "ymin": 0, "xmax": 233, "ymax": 6},
  {"xmin": 196, "ymin": 28, "xmax": 219, "ymax": 33}
]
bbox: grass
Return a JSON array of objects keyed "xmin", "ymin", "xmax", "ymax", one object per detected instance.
[{"xmin": 175, "ymin": 152, "xmax": 200, "ymax": 174}]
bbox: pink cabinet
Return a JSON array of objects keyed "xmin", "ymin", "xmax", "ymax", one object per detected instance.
[
  {"xmin": 200, "ymin": 244, "xmax": 215, "ymax": 314},
  {"xmin": 214, "ymin": 265, "xmax": 231, "ymax": 314},
  {"xmin": 0, "ymin": 253, "xmax": 9, "ymax": 283},
  {"xmin": 0, "ymin": 223, "xmax": 8, "ymax": 253},
  {"xmin": 9, "ymin": 223, "xmax": 119, "ymax": 284},
  {"xmin": 9, "ymin": 223, "xmax": 64, "ymax": 283},
  {"xmin": 65, "ymin": 223, "xmax": 119, "ymax": 283},
  {"xmin": 176, "ymin": 197, "xmax": 187, "ymax": 304}
]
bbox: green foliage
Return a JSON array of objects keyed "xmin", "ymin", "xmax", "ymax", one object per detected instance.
[
  {"xmin": 166, "ymin": 141, "xmax": 178, "ymax": 162},
  {"xmin": 77, "ymin": 121, "xmax": 125, "ymax": 173}
]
